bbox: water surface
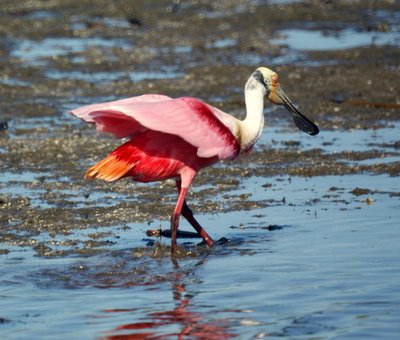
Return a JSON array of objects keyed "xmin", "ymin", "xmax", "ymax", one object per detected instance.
[{"xmin": 1, "ymin": 125, "xmax": 399, "ymax": 339}]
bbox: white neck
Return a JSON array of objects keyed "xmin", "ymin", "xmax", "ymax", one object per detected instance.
[{"xmin": 238, "ymin": 76, "xmax": 266, "ymax": 151}]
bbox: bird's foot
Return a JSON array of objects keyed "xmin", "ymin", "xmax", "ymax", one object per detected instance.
[
  {"xmin": 198, "ymin": 237, "xmax": 229, "ymax": 247},
  {"xmin": 146, "ymin": 228, "xmax": 201, "ymax": 239},
  {"xmin": 217, "ymin": 237, "xmax": 229, "ymax": 245}
]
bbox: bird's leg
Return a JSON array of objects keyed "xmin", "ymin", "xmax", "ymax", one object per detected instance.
[
  {"xmin": 176, "ymin": 180, "xmax": 215, "ymax": 248},
  {"xmin": 170, "ymin": 168, "xmax": 196, "ymax": 254},
  {"xmin": 181, "ymin": 202, "xmax": 214, "ymax": 247},
  {"xmin": 170, "ymin": 186, "xmax": 188, "ymax": 254}
]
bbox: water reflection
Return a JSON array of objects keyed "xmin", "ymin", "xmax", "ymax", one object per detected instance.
[{"xmin": 100, "ymin": 258, "xmax": 235, "ymax": 339}]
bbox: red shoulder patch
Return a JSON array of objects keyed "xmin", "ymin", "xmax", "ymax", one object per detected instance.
[{"xmin": 181, "ymin": 97, "xmax": 240, "ymax": 159}]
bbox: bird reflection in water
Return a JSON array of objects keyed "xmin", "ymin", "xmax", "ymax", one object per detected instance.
[{"xmin": 100, "ymin": 259, "xmax": 235, "ymax": 339}]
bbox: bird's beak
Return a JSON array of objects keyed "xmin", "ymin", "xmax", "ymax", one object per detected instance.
[{"xmin": 275, "ymin": 87, "xmax": 319, "ymax": 136}]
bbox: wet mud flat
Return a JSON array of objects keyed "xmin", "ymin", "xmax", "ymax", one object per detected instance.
[{"xmin": 0, "ymin": 0, "xmax": 400, "ymax": 339}]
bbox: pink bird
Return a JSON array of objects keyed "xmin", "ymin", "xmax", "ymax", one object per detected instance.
[{"xmin": 70, "ymin": 67, "xmax": 319, "ymax": 254}]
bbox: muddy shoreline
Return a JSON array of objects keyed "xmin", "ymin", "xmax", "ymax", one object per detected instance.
[{"xmin": 1, "ymin": 0, "xmax": 399, "ymax": 256}]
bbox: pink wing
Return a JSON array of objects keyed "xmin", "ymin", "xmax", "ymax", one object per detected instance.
[{"xmin": 70, "ymin": 94, "xmax": 240, "ymax": 160}]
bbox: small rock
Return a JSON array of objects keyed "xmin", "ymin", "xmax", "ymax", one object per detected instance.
[{"xmin": 364, "ymin": 197, "xmax": 374, "ymax": 205}]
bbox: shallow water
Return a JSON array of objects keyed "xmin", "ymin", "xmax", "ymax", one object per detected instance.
[
  {"xmin": 1, "ymin": 181, "xmax": 399, "ymax": 339},
  {"xmin": 1, "ymin": 123, "xmax": 400, "ymax": 338},
  {"xmin": 272, "ymin": 28, "xmax": 400, "ymax": 51},
  {"xmin": 45, "ymin": 67, "xmax": 185, "ymax": 84},
  {"xmin": 11, "ymin": 37, "xmax": 130, "ymax": 66}
]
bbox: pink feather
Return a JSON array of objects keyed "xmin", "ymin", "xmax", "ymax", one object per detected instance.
[{"xmin": 70, "ymin": 94, "xmax": 240, "ymax": 160}]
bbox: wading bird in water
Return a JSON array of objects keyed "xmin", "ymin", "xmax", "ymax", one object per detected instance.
[{"xmin": 70, "ymin": 67, "xmax": 319, "ymax": 254}]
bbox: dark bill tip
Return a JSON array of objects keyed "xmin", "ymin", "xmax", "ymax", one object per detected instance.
[
  {"xmin": 290, "ymin": 110, "xmax": 319, "ymax": 136},
  {"xmin": 277, "ymin": 88, "xmax": 319, "ymax": 136}
]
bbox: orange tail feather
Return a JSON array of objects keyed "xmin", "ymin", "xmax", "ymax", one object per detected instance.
[{"xmin": 85, "ymin": 155, "xmax": 134, "ymax": 182}]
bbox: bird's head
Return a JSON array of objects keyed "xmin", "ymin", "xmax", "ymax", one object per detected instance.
[{"xmin": 252, "ymin": 67, "xmax": 319, "ymax": 136}]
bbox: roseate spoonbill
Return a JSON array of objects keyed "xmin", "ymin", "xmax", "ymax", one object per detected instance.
[{"xmin": 70, "ymin": 67, "xmax": 319, "ymax": 253}]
